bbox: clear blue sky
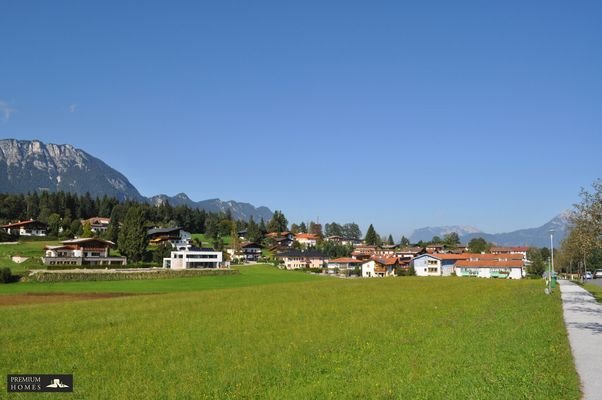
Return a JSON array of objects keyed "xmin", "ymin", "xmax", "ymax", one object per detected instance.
[{"xmin": 1, "ymin": 1, "xmax": 600, "ymax": 238}]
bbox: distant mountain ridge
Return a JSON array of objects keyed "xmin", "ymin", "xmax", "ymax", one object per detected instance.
[
  {"xmin": 149, "ymin": 193, "xmax": 273, "ymax": 222},
  {"xmin": 409, "ymin": 225, "xmax": 482, "ymax": 243},
  {"xmin": 0, "ymin": 139, "xmax": 274, "ymax": 221},
  {"xmin": 410, "ymin": 211, "xmax": 572, "ymax": 248}
]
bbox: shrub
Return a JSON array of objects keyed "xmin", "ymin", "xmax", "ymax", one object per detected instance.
[{"xmin": 0, "ymin": 267, "xmax": 12, "ymax": 283}]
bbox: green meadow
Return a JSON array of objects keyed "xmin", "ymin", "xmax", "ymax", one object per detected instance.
[
  {"xmin": 0, "ymin": 267, "xmax": 579, "ymax": 399},
  {"xmin": 0, "ymin": 240, "xmax": 59, "ymax": 274}
]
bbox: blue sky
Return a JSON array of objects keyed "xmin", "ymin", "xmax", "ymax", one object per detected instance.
[{"xmin": 1, "ymin": 1, "xmax": 600, "ymax": 238}]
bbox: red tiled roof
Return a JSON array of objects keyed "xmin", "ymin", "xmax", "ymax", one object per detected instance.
[
  {"xmin": 428, "ymin": 253, "xmax": 471, "ymax": 260},
  {"xmin": 369, "ymin": 256, "xmax": 399, "ymax": 265},
  {"xmin": 456, "ymin": 260, "xmax": 524, "ymax": 268},
  {"xmin": 329, "ymin": 257, "xmax": 363, "ymax": 264},
  {"xmin": 466, "ymin": 253, "xmax": 523, "ymax": 260},
  {"xmin": 295, "ymin": 233, "xmax": 319, "ymax": 240}
]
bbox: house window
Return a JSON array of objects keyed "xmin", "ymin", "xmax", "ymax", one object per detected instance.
[{"xmin": 427, "ymin": 267, "xmax": 438, "ymax": 273}]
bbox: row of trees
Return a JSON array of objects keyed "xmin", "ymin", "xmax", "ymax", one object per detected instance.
[{"xmin": 557, "ymin": 180, "xmax": 602, "ymax": 274}]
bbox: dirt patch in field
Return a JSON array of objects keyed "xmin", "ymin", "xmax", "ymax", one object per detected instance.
[{"xmin": 0, "ymin": 292, "xmax": 149, "ymax": 307}]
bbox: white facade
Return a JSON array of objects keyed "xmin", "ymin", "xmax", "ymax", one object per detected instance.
[
  {"xmin": 163, "ymin": 249, "xmax": 223, "ymax": 269},
  {"xmin": 456, "ymin": 266, "xmax": 523, "ymax": 279},
  {"xmin": 361, "ymin": 260, "xmax": 395, "ymax": 278},
  {"xmin": 411, "ymin": 255, "xmax": 457, "ymax": 277}
]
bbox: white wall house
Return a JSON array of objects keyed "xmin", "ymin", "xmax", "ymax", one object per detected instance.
[
  {"xmin": 277, "ymin": 250, "xmax": 327, "ymax": 270},
  {"xmin": 163, "ymin": 248, "xmax": 223, "ymax": 269},
  {"xmin": 411, "ymin": 254, "xmax": 466, "ymax": 277},
  {"xmin": 327, "ymin": 257, "xmax": 363, "ymax": 274},
  {"xmin": 42, "ymin": 238, "xmax": 126, "ymax": 266},
  {"xmin": 361, "ymin": 257, "xmax": 397, "ymax": 278},
  {"xmin": 455, "ymin": 260, "xmax": 523, "ymax": 279},
  {"xmin": 295, "ymin": 233, "xmax": 319, "ymax": 248}
]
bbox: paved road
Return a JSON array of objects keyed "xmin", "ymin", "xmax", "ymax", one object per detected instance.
[{"xmin": 558, "ymin": 280, "xmax": 602, "ymax": 400}]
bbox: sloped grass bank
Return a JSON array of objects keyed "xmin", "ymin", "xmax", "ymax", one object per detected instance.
[{"xmin": 0, "ymin": 276, "xmax": 579, "ymax": 399}]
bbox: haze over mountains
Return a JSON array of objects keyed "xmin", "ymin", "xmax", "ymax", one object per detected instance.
[
  {"xmin": 0, "ymin": 138, "xmax": 572, "ymax": 245},
  {"xmin": 410, "ymin": 211, "xmax": 572, "ymax": 247},
  {"xmin": 0, "ymin": 139, "xmax": 273, "ymax": 221}
]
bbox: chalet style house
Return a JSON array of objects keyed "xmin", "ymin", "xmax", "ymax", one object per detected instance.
[
  {"xmin": 147, "ymin": 227, "xmax": 192, "ymax": 250},
  {"xmin": 2, "ymin": 219, "xmax": 48, "ymax": 237},
  {"xmin": 81, "ymin": 217, "xmax": 111, "ymax": 234},
  {"xmin": 295, "ymin": 233, "xmax": 319, "ymax": 247},
  {"xmin": 241, "ymin": 242, "xmax": 262, "ymax": 262},
  {"xmin": 361, "ymin": 256, "xmax": 399, "ymax": 278},
  {"xmin": 42, "ymin": 238, "xmax": 127, "ymax": 266},
  {"xmin": 163, "ymin": 247, "xmax": 223, "ymax": 269}
]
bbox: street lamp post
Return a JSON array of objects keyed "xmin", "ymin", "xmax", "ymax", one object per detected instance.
[{"xmin": 550, "ymin": 230, "xmax": 555, "ymax": 292}]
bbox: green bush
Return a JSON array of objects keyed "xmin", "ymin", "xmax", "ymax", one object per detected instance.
[{"xmin": 0, "ymin": 267, "xmax": 12, "ymax": 283}]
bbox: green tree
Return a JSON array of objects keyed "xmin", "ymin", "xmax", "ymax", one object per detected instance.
[
  {"xmin": 431, "ymin": 236, "xmax": 442, "ymax": 244},
  {"xmin": 468, "ymin": 237, "xmax": 490, "ymax": 253},
  {"xmin": 342, "ymin": 223, "xmax": 361, "ymax": 239},
  {"xmin": 527, "ymin": 248, "xmax": 547, "ymax": 276},
  {"xmin": 267, "ymin": 210, "xmax": 288, "ymax": 233},
  {"xmin": 298, "ymin": 222, "xmax": 307, "ymax": 233},
  {"xmin": 118, "ymin": 206, "xmax": 149, "ymax": 263},
  {"xmin": 70, "ymin": 219, "xmax": 83, "ymax": 237},
  {"xmin": 399, "ymin": 236, "xmax": 411, "ymax": 247},
  {"xmin": 153, "ymin": 241, "xmax": 173, "ymax": 264},
  {"xmin": 82, "ymin": 220, "xmax": 94, "ymax": 238},
  {"xmin": 47, "ymin": 213, "xmax": 61, "ymax": 238},
  {"xmin": 443, "ymin": 232, "xmax": 460, "ymax": 246},
  {"xmin": 246, "ymin": 218, "xmax": 263, "ymax": 243},
  {"xmin": 365, "ymin": 224, "xmax": 379, "ymax": 246},
  {"xmin": 386, "ymin": 234, "xmax": 394, "ymax": 246}
]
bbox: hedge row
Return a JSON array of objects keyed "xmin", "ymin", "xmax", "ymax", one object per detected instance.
[
  {"xmin": 25, "ymin": 268, "xmax": 239, "ymax": 282},
  {"xmin": 45, "ymin": 264, "xmax": 154, "ymax": 271}
]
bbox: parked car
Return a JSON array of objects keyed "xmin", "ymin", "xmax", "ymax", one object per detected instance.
[
  {"xmin": 594, "ymin": 269, "xmax": 602, "ymax": 279},
  {"xmin": 585, "ymin": 271, "xmax": 593, "ymax": 279}
]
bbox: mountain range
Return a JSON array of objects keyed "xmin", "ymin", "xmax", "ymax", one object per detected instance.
[
  {"xmin": 0, "ymin": 138, "xmax": 573, "ymax": 243},
  {"xmin": 410, "ymin": 211, "xmax": 572, "ymax": 248},
  {"xmin": 0, "ymin": 139, "xmax": 273, "ymax": 221}
]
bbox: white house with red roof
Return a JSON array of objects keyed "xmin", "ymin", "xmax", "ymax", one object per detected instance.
[
  {"xmin": 362, "ymin": 256, "xmax": 399, "ymax": 278},
  {"xmin": 327, "ymin": 257, "xmax": 363, "ymax": 274},
  {"xmin": 295, "ymin": 233, "xmax": 320, "ymax": 247},
  {"xmin": 455, "ymin": 259, "xmax": 524, "ymax": 279},
  {"xmin": 42, "ymin": 238, "xmax": 127, "ymax": 266}
]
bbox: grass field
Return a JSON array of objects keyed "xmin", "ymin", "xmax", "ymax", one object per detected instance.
[{"xmin": 0, "ymin": 268, "xmax": 579, "ymax": 399}]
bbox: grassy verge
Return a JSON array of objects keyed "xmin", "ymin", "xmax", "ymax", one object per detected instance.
[
  {"xmin": 0, "ymin": 275, "xmax": 579, "ymax": 399},
  {"xmin": 583, "ymin": 282, "xmax": 602, "ymax": 302}
]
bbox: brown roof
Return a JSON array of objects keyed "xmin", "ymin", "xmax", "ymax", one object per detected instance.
[
  {"xmin": 266, "ymin": 231, "xmax": 291, "ymax": 238},
  {"xmin": 329, "ymin": 257, "xmax": 363, "ymax": 264},
  {"xmin": 466, "ymin": 253, "xmax": 523, "ymax": 260},
  {"xmin": 295, "ymin": 233, "xmax": 319, "ymax": 240},
  {"xmin": 456, "ymin": 260, "xmax": 524, "ymax": 268},
  {"xmin": 1, "ymin": 219, "xmax": 47, "ymax": 229},
  {"xmin": 428, "ymin": 253, "xmax": 471, "ymax": 260},
  {"xmin": 490, "ymin": 246, "xmax": 529, "ymax": 252},
  {"xmin": 369, "ymin": 256, "xmax": 399, "ymax": 265}
]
